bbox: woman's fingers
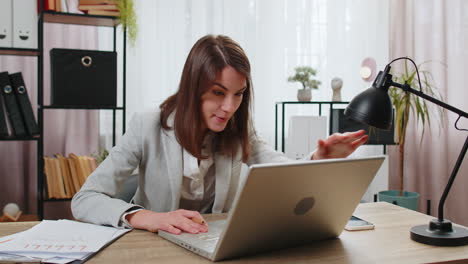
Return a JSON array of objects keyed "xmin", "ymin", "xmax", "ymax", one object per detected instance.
[
  {"xmin": 158, "ymin": 224, "xmax": 182, "ymax": 235},
  {"xmin": 351, "ymin": 135, "xmax": 369, "ymax": 149},
  {"xmin": 176, "ymin": 218, "xmax": 207, "ymax": 234},
  {"xmin": 180, "ymin": 209, "xmax": 207, "ymax": 224},
  {"xmin": 169, "ymin": 210, "xmax": 208, "ymax": 233},
  {"xmin": 339, "ymin": 130, "xmax": 366, "ymax": 143},
  {"xmin": 315, "ymin": 130, "xmax": 368, "ymax": 159}
]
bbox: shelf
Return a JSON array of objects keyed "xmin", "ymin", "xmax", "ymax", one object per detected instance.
[
  {"xmin": 42, "ymin": 11, "xmax": 120, "ymax": 27},
  {"xmin": 42, "ymin": 106, "xmax": 124, "ymax": 110},
  {"xmin": 0, "ymin": 47, "xmax": 39, "ymax": 56},
  {"xmin": 0, "ymin": 136, "xmax": 40, "ymax": 141},
  {"xmin": 3, "ymin": 8, "xmax": 129, "ymax": 220},
  {"xmin": 0, "ymin": 214, "xmax": 39, "ymax": 222}
]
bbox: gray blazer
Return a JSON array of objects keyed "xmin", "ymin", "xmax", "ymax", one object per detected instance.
[{"xmin": 71, "ymin": 111, "xmax": 289, "ymax": 227}]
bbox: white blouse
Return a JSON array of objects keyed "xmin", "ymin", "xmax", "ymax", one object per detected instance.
[{"xmin": 179, "ymin": 133, "xmax": 216, "ymax": 213}]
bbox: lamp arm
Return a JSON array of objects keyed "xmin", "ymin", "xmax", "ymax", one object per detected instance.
[
  {"xmin": 390, "ymin": 80, "xmax": 468, "ymax": 221},
  {"xmin": 390, "ymin": 81, "xmax": 468, "ymax": 118},
  {"xmin": 437, "ymin": 136, "xmax": 468, "ymax": 221}
]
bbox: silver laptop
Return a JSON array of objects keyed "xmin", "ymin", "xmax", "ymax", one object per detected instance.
[{"xmin": 159, "ymin": 155, "xmax": 385, "ymax": 261}]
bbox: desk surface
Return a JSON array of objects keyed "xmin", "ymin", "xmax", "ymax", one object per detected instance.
[{"xmin": 1, "ymin": 202, "xmax": 468, "ymax": 264}]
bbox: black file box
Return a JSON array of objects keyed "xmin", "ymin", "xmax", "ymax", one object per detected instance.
[
  {"xmin": 330, "ymin": 108, "xmax": 396, "ymax": 145},
  {"xmin": 50, "ymin": 48, "xmax": 117, "ymax": 108}
]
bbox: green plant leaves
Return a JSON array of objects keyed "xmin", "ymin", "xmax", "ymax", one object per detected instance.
[
  {"xmin": 389, "ymin": 59, "xmax": 446, "ymax": 193},
  {"xmin": 389, "ymin": 61, "xmax": 445, "ymax": 145},
  {"xmin": 287, "ymin": 66, "xmax": 321, "ymax": 89},
  {"xmin": 116, "ymin": 0, "xmax": 138, "ymax": 47}
]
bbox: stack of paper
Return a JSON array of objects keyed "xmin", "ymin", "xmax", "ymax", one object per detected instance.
[{"xmin": 0, "ymin": 220, "xmax": 130, "ymax": 263}]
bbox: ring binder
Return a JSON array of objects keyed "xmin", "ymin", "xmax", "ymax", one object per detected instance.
[
  {"xmin": 0, "ymin": 71, "xmax": 26, "ymax": 136},
  {"xmin": 0, "ymin": 87, "xmax": 9, "ymax": 137},
  {"xmin": 9, "ymin": 72, "xmax": 39, "ymax": 135}
]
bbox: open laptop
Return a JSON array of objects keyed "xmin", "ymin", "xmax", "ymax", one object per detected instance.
[{"xmin": 159, "ymin": 155, "xmax": 385, "ymax": 261}]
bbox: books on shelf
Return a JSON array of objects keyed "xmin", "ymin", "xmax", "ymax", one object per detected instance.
[
  {"xmin": 79, "ymin": 0, "xmax": 116, "ymax": 4},
  {"xmin": 43, "ymin": 153, "xmax": 98, "ymax": 199},
  {"xmin": 78, "ymin": 0, "xmax": 119, "ymax": 16},
  {"xmin": 38, "ymin": 0, "xmax": 84, "ymax": 14},
  {"xmin": 86, "ymin": 9, "xmax": 119, "ymax": 16},
  {"xmin": 38, "ymin": 0, "xmax": 120, "ymax": 15},
  {"xmin": 78, "ymin": 3, "xmax": 117, "ymax": 10}
]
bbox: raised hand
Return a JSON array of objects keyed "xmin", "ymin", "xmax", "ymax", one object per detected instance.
[
  {"xmin": 126, "ymin": 209, "xmax": 208, "ymax": 234},
  {"xmin": 313, "ymin": 130, "xmax": 368, "ymax": 160}
]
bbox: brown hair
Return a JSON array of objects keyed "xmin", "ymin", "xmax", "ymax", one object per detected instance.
[{"xmin": 160, "ymin": 35, "xmax": 253, "ymax": 162}]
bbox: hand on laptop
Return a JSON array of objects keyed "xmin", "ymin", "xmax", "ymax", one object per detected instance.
[
  {"xmin": 312, "ymin": 130, "xmax": 368, "ymax": 160},
  {"xmin": 126, "ymin": 209, "xmax": 208, "ymax": 234}
]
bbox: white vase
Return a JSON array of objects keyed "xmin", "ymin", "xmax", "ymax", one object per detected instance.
[
  {"xmin": 331, "ymin": 77, "xmax": 343, "ymax": 101},
  {"xmin": 297, "ymin": 89, "xmax": 312, "ymax": 102}
]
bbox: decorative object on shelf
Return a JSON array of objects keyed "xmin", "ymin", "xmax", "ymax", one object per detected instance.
[
  {"xmin": 50, "ymin": 48, "xmax": 117, "ymax": 108},
  {"xmin": 0, "ymin": 0, "xmax": 13, "ymax": 48},
  {"xmin": 360, "ymin": 57, "xmax": 377, "ymax": 82},
  {"xmin": 331, "ymin": 77, "xmax": 343, "ymax": 101},
  {"xmin": 115, "ymin": 0, "xmax": 138, "ymax": 46},
  {"xmin": 1, "ymin": 203, "xmax": 22, "ymax": 221},
  {"xmin": 12, "ymin": 0, "xmax": 38, "ymax": 49},
  {"xmin": 345, "ymin": 56, "xmax": 467, "ymax": 246},
  {"xmin": 288, "ymin": 66, "xmax": 321, "ymax": 102},
  {"xmin": 296, "ymin": 89, "xmax": 311, "ymax": 102}
]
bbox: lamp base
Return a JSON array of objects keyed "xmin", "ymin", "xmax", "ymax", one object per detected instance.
[{"xmin": 410, "ymin": 219, "xmax": 468, "ymax": 246}]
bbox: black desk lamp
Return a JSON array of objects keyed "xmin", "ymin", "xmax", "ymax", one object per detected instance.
[{"xmin": 345, "ymin": 57, "xmax": 468, "ymax": 246}]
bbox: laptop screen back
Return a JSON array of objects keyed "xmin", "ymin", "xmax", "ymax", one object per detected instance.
[{"xmin": 213, "ymin": 156, "xmax": 385, "ymax": 260}]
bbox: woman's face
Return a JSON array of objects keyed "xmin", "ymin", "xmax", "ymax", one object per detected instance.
[{"xmin": 201, "ymin": 66, "xmax": 247, "ymax": 133}]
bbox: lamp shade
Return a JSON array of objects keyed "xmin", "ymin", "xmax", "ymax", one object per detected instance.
[{"xmin": 344, "ymin": 86, "xmax": 393, "ymax": 130}]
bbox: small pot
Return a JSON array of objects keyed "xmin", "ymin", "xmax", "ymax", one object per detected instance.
[
  {"xmin": 378, "ymin": 190, "xmax": 420, "ymax": 211},
  {"xmin": 297, "ymin": 89, "xmax": 312, "ymax": 102}
]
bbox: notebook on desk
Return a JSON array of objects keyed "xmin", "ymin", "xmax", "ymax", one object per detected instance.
[{"xmin": 159, "ymin": 155, "xmax": 385, "ymax": 261}]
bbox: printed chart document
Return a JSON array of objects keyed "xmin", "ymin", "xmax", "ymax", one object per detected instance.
[{"xmin": 0, "ymin": 220, "xmax": 130, "ymax": 263}]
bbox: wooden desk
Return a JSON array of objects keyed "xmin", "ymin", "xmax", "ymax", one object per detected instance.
[{"xmin": 1, "ymin": 202, "xmax": 467, "ymax": 264}]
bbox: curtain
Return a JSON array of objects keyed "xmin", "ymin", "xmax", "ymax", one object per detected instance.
[
  {"xmin": 389, "ymin": 0, "xmax": 468, "ymax": 225},
  {"xmin": 0, "ymin": 23, "xmax": 99, "ymax": 217}
]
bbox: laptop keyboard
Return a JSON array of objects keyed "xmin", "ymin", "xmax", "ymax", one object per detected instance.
[
  {"xmin": 181, "ymin": 220, "xmax": 225, "ymax": 253},
  {"xmin": 197, "ymin": 234, "xmax": 220, "ymax": 242}
]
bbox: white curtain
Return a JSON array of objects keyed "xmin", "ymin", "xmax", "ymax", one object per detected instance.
[
  {"xmin": 389, "ymin": 0, "xmax": 468, "ymax": 225},
  {"xmin": 116, "ymin": 0, "xmax": 389, "ymax": 146}
]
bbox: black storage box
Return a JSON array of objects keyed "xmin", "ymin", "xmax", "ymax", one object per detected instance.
[
  {"xmin": 50, "ymin": 48, "xmax": 117, "ymax": 108},
  {"xmin": 330, "ymin": 108, "xmax": 396, "ymax": 145}
]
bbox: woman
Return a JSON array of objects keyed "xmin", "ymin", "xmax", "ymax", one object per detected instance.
[{"xmin": 71, "ymin": 35, "xmax": 367, "ymax": 235}]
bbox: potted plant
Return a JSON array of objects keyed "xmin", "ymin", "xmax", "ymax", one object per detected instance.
[
  {"xmin": 288, "ymin": 66, "xmax": 321, "ymax": 101},
  {"xmin": 378, "ymin": 60, "xmax": 444, "ymax": 210},
  {"xmin": 115, "ymin": 0, "xmax": 138, "ymax": 46},
  {"xmin": 91, "ymin": 149, "xmax": 109, "ymax": 165}
]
